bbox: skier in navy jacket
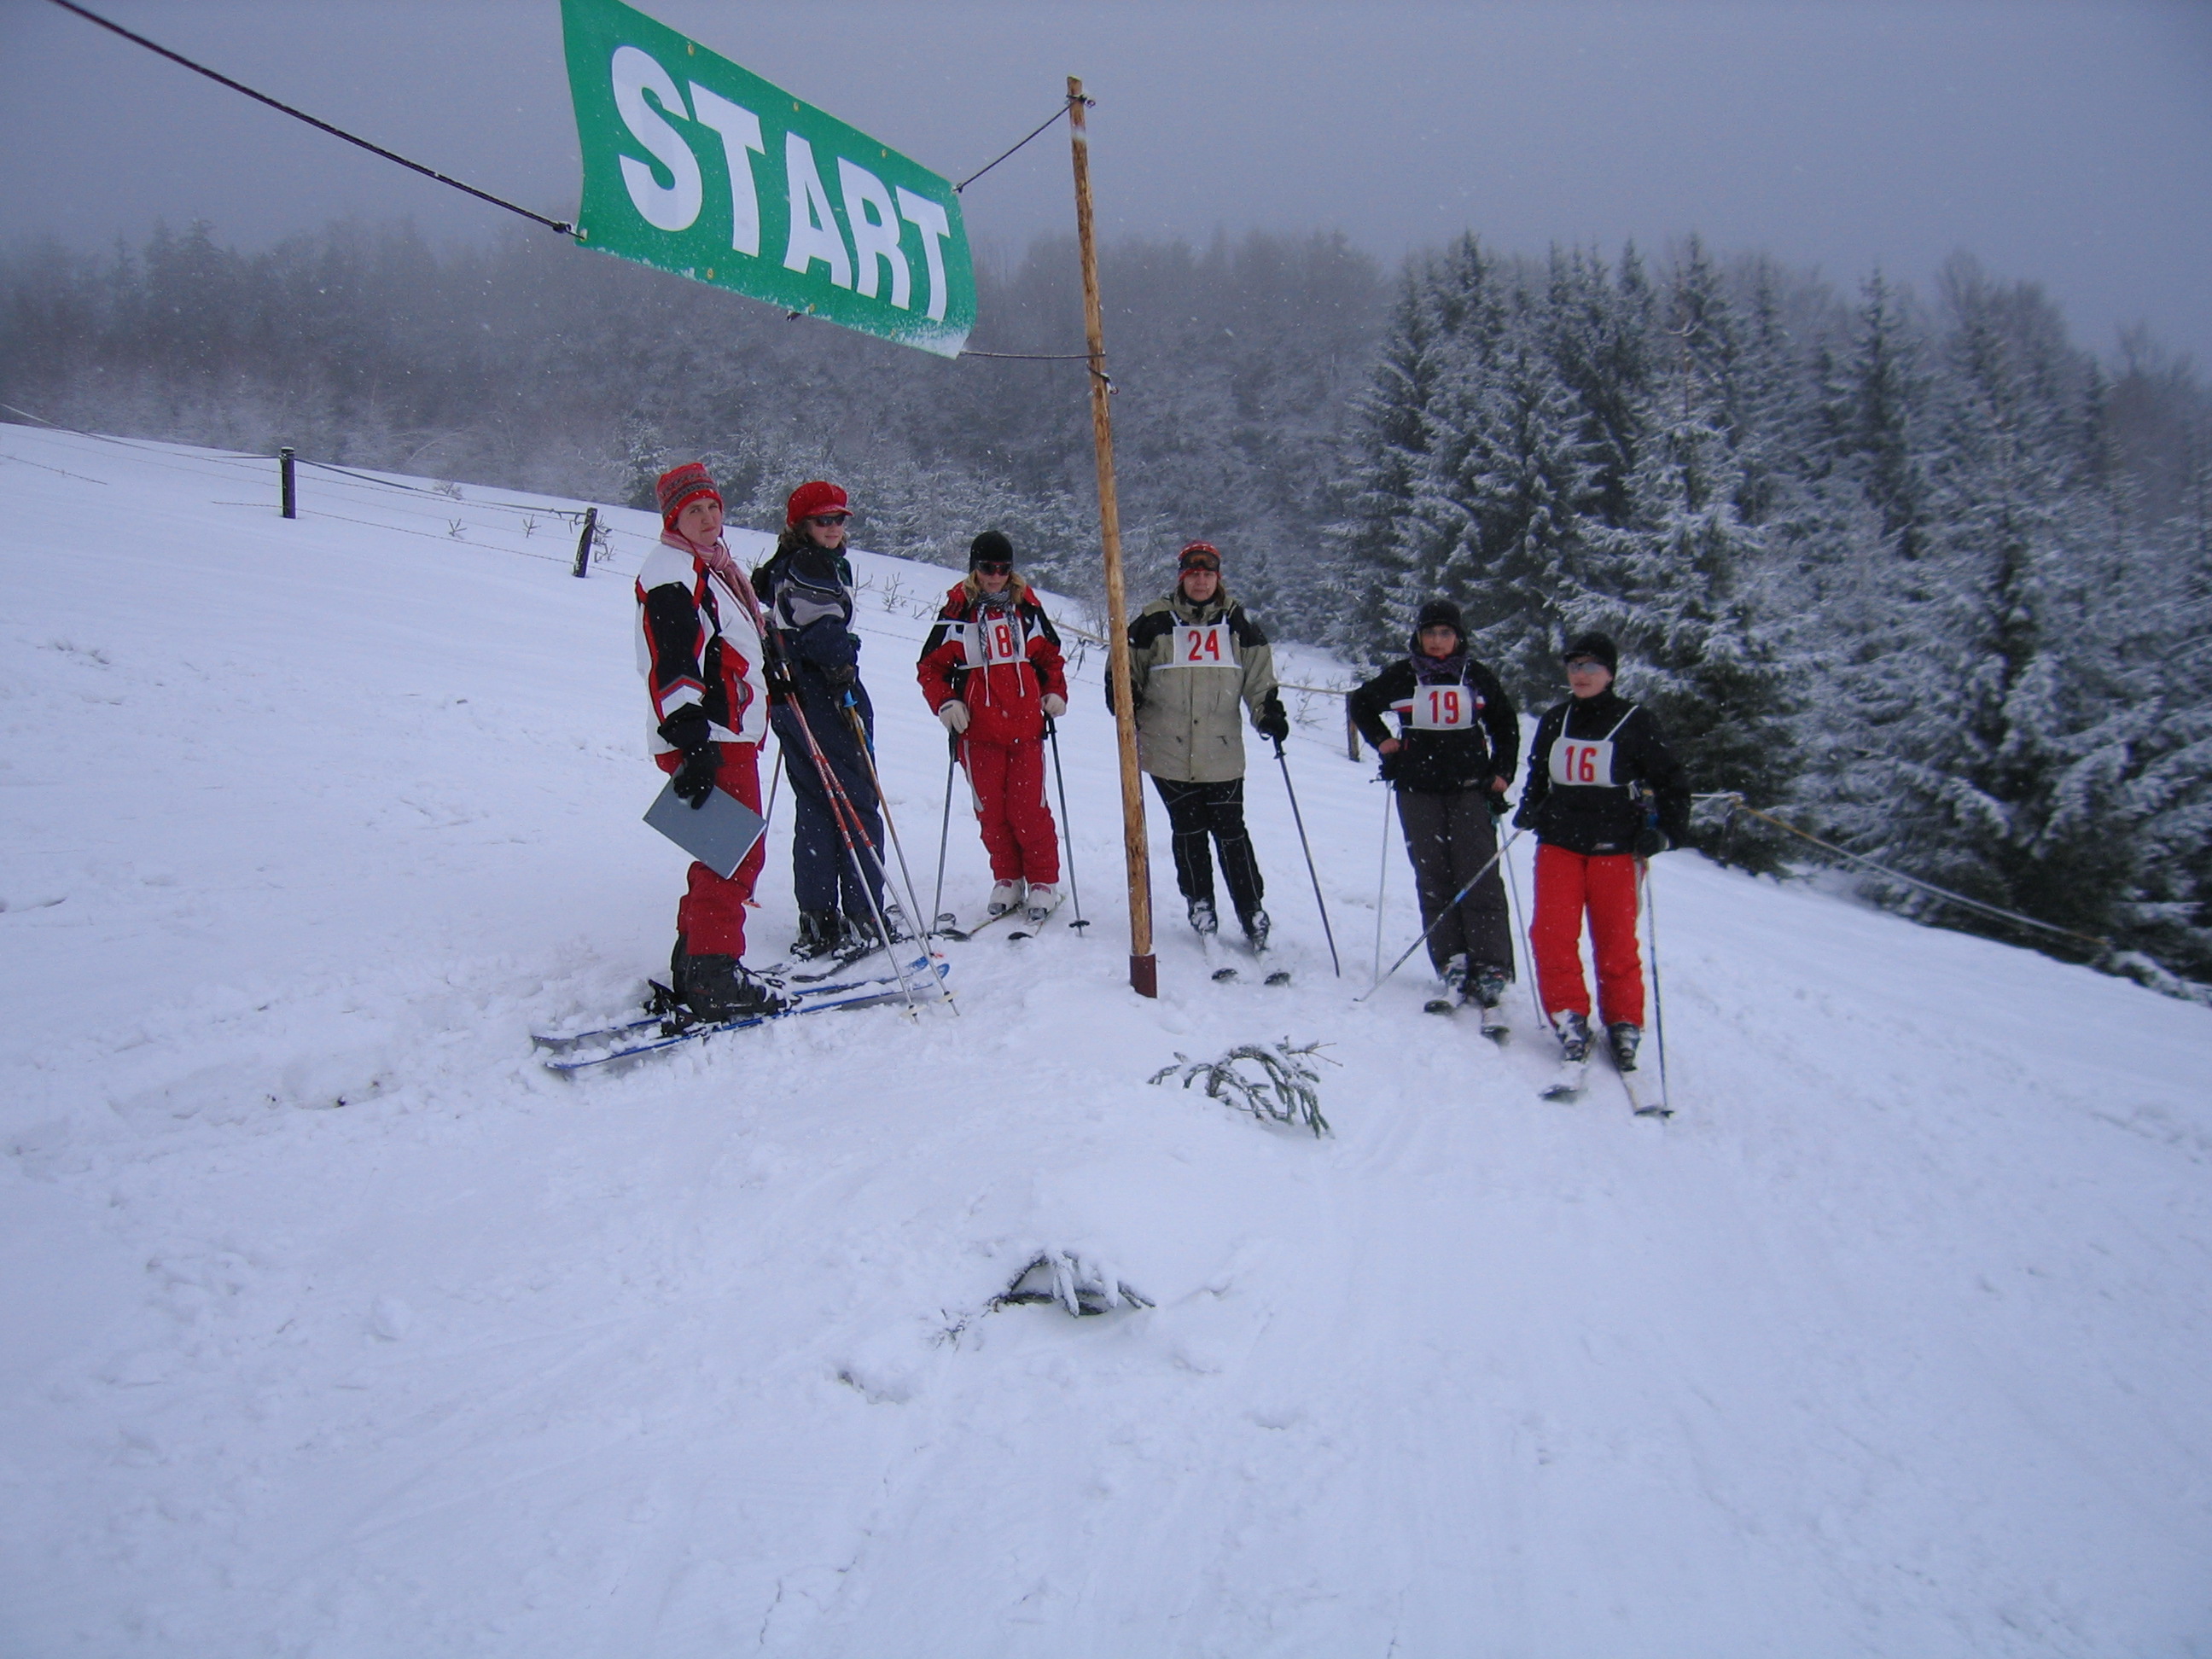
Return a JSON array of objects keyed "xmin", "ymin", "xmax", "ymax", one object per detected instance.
[{"xmin": 752, "ymin": 480, "xmax": 890, "ymax": 958}]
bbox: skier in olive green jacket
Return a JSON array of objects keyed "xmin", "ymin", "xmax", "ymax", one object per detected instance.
[{"xmin": 1111, "ymin": 541, "xmax": 1289, "ymax": 948}]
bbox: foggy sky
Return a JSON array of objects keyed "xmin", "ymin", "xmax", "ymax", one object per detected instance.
[{"xmin": 3, "ymin": 0, "xmax": 2208, "ymax": 366}]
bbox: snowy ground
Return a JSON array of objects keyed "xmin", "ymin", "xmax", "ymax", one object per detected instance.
[{"xmin": 3, "ymin": 423, "xmax": 2209, "ymax": 1658}]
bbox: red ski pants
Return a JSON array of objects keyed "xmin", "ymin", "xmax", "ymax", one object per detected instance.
[
  {"xmin": 654, "ymin": 742, "xmax": 766, "ymax": 958},
  {"xmin": 1529, "ymin": 843, "xmax": 1644, "ymax": 1027},
  {"xmin": 963, "ymin": 736, "xmax": 1058, "ymax": 884}
]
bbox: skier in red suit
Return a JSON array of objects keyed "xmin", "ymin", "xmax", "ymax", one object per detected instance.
[{"xmin": 916, "ymin": 532, "xmax": 1070, "ymax": 924}]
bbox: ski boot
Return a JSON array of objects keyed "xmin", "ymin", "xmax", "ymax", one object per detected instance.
[
  {"xmin": 987, "ymin": 879, "xmax": 1027, "ymax": 917},
  {"xmin": 1425, "ymin": 952, "xmax": 1469, "ymax": 1016},
  {"xmin": 790, "ymin": 908, "xmax": 842, "ymax": 960},
  {"xmin": 1541, "ymin": 1010, "xmax": 1592, "ymax": 1099},
  {"xmin": 1470, "ymin": 965, "xmax": 1511, "ymax": 1041},
  {"xmin": 1606, "ymin": 1022, "xmax": 1642, "ymax": 1072},
  {"xmin": 1022, "ymin": 882, "xmax": 1061, "ymax": 924},
  {"xmin": 1187, "ymin": 898, "xmax": 1220, "ymax": 937},
  {"xmin": 1241, "ymin": 908, "xmax": 1272, "ymax": 952},
  {"xmin": 674, "ymin": 954, "xmax": 789, "ymax": 1022}
]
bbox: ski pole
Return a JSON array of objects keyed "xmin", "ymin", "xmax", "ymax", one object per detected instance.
[
  {"xmin": 1273, "ymin": 738, "xmax": 1341, "ymax": 977},
  {"xmin": 1640, "ymin": 857, "xmax": 1672, "ymax": 1109},
  {"xmin": 1503, "ymin": 828, "xmax": 1543, "ymax": 1027},
  {"xmin": 1045, "ymin": 717, "xmax": 1089, "ymax": 932},
  {"xmin": 1356, "ymin": 825, "xmax": 1528, "ymax": 1003},
  {"xmin": 932, "ymin": 734, "xmax": 956, "ymax": 930},
  {"xmin": 1371, "ymin": 784, "xmax": 1394, "ymax": 990},
  {"xmin": 778, "ymin": 695, "xmax": 926, "ymax": 1012},
  {"xmin": 841, "ymin": 697, "xmax": 930, "ymax": 946}
]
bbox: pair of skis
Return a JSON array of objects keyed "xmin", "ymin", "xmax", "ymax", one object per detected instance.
[
  {"xmin": 534, "ymin": 955, "xmax": 950, "ymax": 1074},
  {"xmin": 934, "ymin": 889, "xmax": 1069, "ymax": 944},
  {"xmin": 1540, "ymin": 1045, "xmax": 1670, "ymax": 1118},
  {"xmin": 1424, "ymin": 993, "xmax": 1511, "ymax": 1042}
]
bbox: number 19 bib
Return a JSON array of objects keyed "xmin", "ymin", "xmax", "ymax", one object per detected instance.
[
  {"xmin": 1405, "ymin": 684, "xmax": 1481, "ymax": 731},
  {"xmin": 1169, "ymin": 622, "xmax": 1237, "ymax": 668}
]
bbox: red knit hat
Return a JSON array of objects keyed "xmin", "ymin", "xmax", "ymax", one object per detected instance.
[
  {"xmin": 785, "ymin": 480, "xmax": 851, "ymax": 527},
  {"xmin": 655, "ymin": 462, "xmax": 721, "ymax": 529}
]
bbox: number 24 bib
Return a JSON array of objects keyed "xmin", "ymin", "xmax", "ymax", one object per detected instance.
[{"xmin": 1167, "ymin": 622, "xmax": 1238, "ymax": 668}]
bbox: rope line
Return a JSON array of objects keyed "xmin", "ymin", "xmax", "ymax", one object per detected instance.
[
  {"xmin": 1705, "ymin": 792, "xmax": 2112, "ymax": 950},
  {"xmin": 42, "ymin": 0, "xmax": 575, "ymax": 238},
  {"xmin": 952, "ymin": 96, "xmax": 1086, "ymax": 193}
]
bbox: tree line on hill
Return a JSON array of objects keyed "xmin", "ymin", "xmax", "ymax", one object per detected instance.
[{"xmin": 3, "ymin": 218, "xmax": 2206, "ymax": 980}]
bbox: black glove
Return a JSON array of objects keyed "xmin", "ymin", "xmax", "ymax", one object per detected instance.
[
  {"xmin": 1634, "ymin": 824, "xmax": 1670, "ymax": 857},
  {"xmin": 1255, "ymin": 693, "xmax": 1290, "ymax": 744},
  {"xmin": 1487, "ymin": 787, "xmax": 1511, "ymax": 818},
  {"xmin": 763, "ymin": 655, "xmax": 798, "ymax": 700},
  {"xmin": 657, "ymin": 705, "xmax": 711, "ymax": 755},
  {"xmin": 672, "ymin": 743, "xmax": 720, "ymax": 808},
  {"xmin": 824, "ymin": 661, "xmax": 858, "ymax": 690},
  {"xmin": 1377, "ymin": 748, "xmax": 1402, "ymax": 783},
  {"xmin": 1512, "ymin": 803, "xmax": 1538, "ymax": 834}
]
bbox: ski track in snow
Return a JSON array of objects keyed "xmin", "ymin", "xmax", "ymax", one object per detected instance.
[{"xmin": 2, "ymin": 424, "xmax": 2209, "ymax": 1657}]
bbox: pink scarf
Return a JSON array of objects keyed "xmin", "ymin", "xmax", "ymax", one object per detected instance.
[{"xmin": 662, "ymin": 527, "xmax": 765, "ymax": 632}]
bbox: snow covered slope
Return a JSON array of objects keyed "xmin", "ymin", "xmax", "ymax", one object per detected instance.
[{"xmin": 3, "ymin": 424, "xmax": 2209, "ymax": 1658}]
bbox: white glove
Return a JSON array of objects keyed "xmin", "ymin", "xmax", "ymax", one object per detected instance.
[
  {"xmin": 1040, "ymin": 693, "xmax": 1067, "ymax": 719},
  {"xmin": 938, "ymin": 701, "xmax": 970, "ymax": 733}
]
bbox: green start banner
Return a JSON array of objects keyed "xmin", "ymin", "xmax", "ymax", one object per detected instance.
[{"xmin": 561, "ymin": 0, "xmax": 975, "ymax": 358}]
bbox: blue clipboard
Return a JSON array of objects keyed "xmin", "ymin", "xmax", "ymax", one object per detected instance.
[{"xmin": 643, "ymin": 778, "xmax": 768, "ymax": 878}]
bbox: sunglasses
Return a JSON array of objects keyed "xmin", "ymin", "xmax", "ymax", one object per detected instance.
[
  {"xmin": 973, "ymin": 560, "xmax": 1013, "ymax": 576},
  {"xmin": 806, "ymin": 512, "xmax": 850, "ymax": 528},
  {"xmin": 1564, "ymin": 657, "xmax": 1608, "ymax": 672}
]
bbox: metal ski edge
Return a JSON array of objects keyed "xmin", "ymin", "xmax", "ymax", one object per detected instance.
[
  {"xmin": 532, "ymin": 955, "xmax": 943, "ymax": 1052},
  {"xmin": 543, "ymin": 959, "xmax": 950, "ymax": 1074}
]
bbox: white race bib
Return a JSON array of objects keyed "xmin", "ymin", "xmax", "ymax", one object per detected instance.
[
  {"xmin": 953, "ymin": 613, "xmax": 1027, "ymax": 668},
  {"xmin": 1167, "ymin": 622, "xmax": 1237, "ymax": 669},
  {"xmin": 1402, "ymin": 684, "xmax": 1481, "ymax": 731},
  {"xmin": 1549, "ymin": 736, "xmax": 1617, "ymax": 788}
]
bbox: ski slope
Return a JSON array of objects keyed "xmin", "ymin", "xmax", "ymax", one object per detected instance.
[{"xmin": 3, "ymin": 423, "xmax": 2208, "ymax": 1658}]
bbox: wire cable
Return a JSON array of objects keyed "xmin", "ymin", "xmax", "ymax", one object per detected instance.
[{"xmin": 42, "ymin": 0, "xmax": 575, "ymax": 238}]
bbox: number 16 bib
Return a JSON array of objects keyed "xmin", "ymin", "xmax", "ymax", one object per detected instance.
[{"xmin": 1548, "ymin": 706, "xmax": 1639, "ymax": 788}]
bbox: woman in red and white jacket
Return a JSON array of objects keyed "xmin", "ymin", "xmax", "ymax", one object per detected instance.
[
  {"xmin": 916, "ymin": 532, "xmax": 1069, "ymax": 923},
  {"xmin": 635, "ymin": 462, "xmax": 779, "ymax": 1019}
]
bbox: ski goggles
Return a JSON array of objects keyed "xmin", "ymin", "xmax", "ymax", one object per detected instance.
[
  {"xmin": 1178, "ymin": 543, "xmax": 1220, "ymax": 573},
  {"xmin": 971, "ymin": 559, "xmax": 1013, "ymax": 576}
]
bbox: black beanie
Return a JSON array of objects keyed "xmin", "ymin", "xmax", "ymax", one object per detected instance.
[
  {"xmin": 969, "ymin": 529, "xmax": 1014, "ymax": 568},
  {"xmin": 1413, "ymin": 600, "xmax": 1465, "ymax": 638},
  {"xmin": 1561, "ymin": 631, "xmax": 1619, "ymax": 674}
]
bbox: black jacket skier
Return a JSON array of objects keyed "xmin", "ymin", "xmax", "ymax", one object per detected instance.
[{"xmin": 1515, "ymin": 682, "xmax": 1691, "ymax": 855}]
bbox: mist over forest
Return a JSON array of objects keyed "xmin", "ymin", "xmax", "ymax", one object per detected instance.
[{"xmin": 3, "ymin": 218, "xmax": 2209, "ymax": 981}]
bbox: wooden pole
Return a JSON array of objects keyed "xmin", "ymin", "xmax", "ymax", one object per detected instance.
[
  {"xmin": 278, "ymin": 445, "xmax": 295, "ymax": 519},
  {"xmin": 1068, "ymin": 77, "xmax": 1155, "ymax": 998},
  {"xmin": 571, "ymin": 505, "xmax": 597, "ymax": 578}
]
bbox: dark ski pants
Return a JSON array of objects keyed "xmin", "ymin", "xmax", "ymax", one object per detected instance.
[
  {"xmin": 963, "ymin": 736, "xmax": 1058, "ymax": 885},
  {"xmin": 1530, "ymin": 843, "xmax": 1644, "ymax": 1027},
  {"xmin": 772, "ymin": 700, "xmax": 885, "ymax": 922},
  {"xmin": 1396, "ymin": 784, "xmax": 1513, "ymax": 979},
  {"xmin": 655, "ymin": 741, "xmax": 766, "ymax": 959},
  {"xmin": 1150, "ymin": 775, "xmax": 1265, "ymax": 924}
]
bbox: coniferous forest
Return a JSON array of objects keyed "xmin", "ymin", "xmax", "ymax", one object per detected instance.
[{"xmin": 3, "ymin": 219, "xmax": 2208, "ymax": 981}]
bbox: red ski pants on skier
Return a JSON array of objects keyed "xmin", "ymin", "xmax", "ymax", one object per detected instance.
[
  {"xmin": 962, "ymin": 736, "xmax": 1058, "ymax": 884},
  {"xmin": 1529, "ymin": 843, "xmax": 1644, "ymax": 1027},
  {"xmin": 654, "ymin": 742, "xmax": 766, "ymax": 958}
]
